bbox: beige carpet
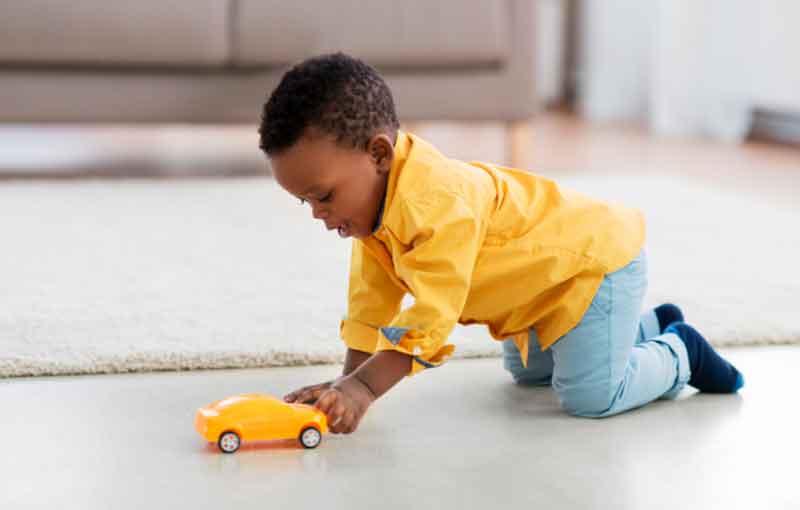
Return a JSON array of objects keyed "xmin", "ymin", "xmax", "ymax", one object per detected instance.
[{"xmin": 2, "ymin": 174, "xmax": 798, "ymax": 377}]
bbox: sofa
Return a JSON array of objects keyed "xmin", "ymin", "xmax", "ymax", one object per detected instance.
[{"xmin": 0, "ymin": 0, "xmax": 538, "ymax": 164}]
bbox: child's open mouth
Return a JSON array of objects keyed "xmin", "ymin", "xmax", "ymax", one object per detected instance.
[{"xmin": 337, "ymin": 223, "xmax": 351, "ymax": 238}]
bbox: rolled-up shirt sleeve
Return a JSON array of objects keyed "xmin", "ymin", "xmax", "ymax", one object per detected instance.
[
  {"xmin": 376, "ymin": 191, "xmax": 485, "ymax": 375},
  {"xmin": 339, "ymin": 238, "xmax": 406, "ymax": 354}
]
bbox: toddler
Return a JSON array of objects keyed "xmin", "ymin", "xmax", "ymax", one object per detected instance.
[{"xmin": 258, "ymin": 53, "xmax": 743, "ymax": 434}]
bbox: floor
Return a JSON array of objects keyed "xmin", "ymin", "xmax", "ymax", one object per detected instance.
[
  {"xmin": 409, "ymin": 113, "xmax": 799, "ymax": 208},
  {"xmin": 2, "ymin": 113, "xmax": 798, "ymax": 508},
  {"xmin": 2, "ymin": 347, "xmax": 798, "ymax": 510}
]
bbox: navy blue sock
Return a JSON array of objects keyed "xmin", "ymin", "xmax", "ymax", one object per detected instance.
[
  {"xmin": 655, "ymin": 303, "xmax": 684, "ymax": 333},
  {"xmin": 666, "ymin": 322, "xmax": 744, "ymax": 393}
]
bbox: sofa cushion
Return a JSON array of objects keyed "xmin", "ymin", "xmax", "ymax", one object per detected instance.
[
  {"xmin": 0, "ymin": 0, "xmax": 229, "ymax": 67},
  {"xmin": 234, "ymin": 0, "xmax": 510, "ymax": 68}
]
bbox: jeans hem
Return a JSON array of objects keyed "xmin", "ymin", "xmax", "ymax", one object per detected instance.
[{"xmin": 652, "ymin": 332, "xmax": 691, "ymax": 399}]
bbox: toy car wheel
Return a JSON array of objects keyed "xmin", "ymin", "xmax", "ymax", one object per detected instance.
[
  {"xmin": 299, "ymin": 427, "xmax": 322, "ymax": 449},
  {"xmin": 218, "ymin": 431, "xmax": 241, "ymax": 454}
]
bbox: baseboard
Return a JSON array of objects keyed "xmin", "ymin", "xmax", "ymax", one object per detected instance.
[{"xmin": 750, "ymin": 108, "xmax": 800, "ymax": 145}]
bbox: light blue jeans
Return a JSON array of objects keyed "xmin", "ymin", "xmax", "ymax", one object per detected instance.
[{"xmin": 502, "ymin": 250, "xmax": 691, "ymax": 417}]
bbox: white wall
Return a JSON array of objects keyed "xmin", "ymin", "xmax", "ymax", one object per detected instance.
[
  {"xmin": 576, "ymin": 0, "xmax": 654, "ymax": 121},
  {"xmin": 576, "ymin": 0, "xmax": 800, "ymax": 141},
  {"xmin": 751, "ymin": 1, "xmax": 800, "ymax": 112},
  {"xmin": 535, "ymin": 0, "xmax": 568, "ymax": 105}
]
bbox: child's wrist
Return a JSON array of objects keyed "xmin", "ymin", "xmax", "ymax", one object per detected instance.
[
  {"xmin": 350, "ymin": 373, "xmax": 378, "ymax": 401},
  {"xmin": 326, "ymin": 375, "xmax": 376, "ymax": 429},
  {"xmin": 356, "ymin": 350, "xmax": 412, "ymax": 397},
  {"xmin": 334, "ymin": 373, "xmax": 376, "ymax": 407}
]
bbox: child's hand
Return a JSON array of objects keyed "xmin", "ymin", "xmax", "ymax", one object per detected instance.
[
  {"xmin": 283, "ymin": 380, "xmax": 338, "ymax": 405},
  {"xmin": 314, "ymin": 375, "xmax": 376, "ymax": 434}
]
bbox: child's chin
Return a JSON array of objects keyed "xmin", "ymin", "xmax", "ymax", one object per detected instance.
[{"xmin": 337, "ymin": 225, "xmax": 357, "ymax": 239}]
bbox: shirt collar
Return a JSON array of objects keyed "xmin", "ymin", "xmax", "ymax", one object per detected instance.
[
  {"xmin": 371, "ymin": 191, "xmax": 387, "ymax": 233},
  {"xmin": 371, "ymin": 130, "xmax": 412, "ymax": 234}
]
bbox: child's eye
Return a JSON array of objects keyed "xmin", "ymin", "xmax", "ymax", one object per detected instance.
[
  {"xmin": 320, "ymin": 192, "xmax": 333, "ymax": 203},
  {"xmin": 299, "ymin": 198, "xmax": 307, "ymax": 205}
]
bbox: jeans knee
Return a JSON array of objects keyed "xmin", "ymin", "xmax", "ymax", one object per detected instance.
[
  {"xmin": 503, "ymin": 341, "xmax": 553, "ymax": 386},
  {"xmin": 556, "ymin": 387, "xmax": 613, "ymax": 417},
  {"xmin": 503, "ymin": 358, "xmax": 552, "ymax": 386}
]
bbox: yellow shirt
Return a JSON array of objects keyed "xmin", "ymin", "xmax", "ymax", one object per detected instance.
[{"xmin": 339, "ymin": 132, "xmax": 645, "ymax": 375}]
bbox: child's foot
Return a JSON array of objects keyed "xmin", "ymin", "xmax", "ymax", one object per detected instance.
[
  {"xmin": 655, "ymin": 303, "xmax": 684, "ymax": 333},
  {"xmin": 665, "ymin": 322, "xmax": 745, "ymax": 393}
]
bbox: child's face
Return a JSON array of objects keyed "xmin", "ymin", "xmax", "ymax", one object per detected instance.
[{"xmin": 269, "ymin": 129, "xmax": 393, "ymax": 240}]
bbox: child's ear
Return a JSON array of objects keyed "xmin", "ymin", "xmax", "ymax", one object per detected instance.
[{"xmin": 368, "ymin": 134, "xmax": 394, "ymax": 173}]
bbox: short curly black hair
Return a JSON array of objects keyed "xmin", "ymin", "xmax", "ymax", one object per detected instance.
[{"xmin": 258, "ymin": 52, "xmax": 400, "ymax": 155}]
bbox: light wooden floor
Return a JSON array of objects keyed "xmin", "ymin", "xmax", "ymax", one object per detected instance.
[
  {"xmin": 1, "ymin": 112, "xmax": 797, "ymax": 206},
  {"xmin": 408, "ymin": 113, "xmax": 799, "ymax": 206}
]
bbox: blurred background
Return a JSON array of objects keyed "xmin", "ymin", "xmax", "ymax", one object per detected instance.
[
  {"xmin": 2, "ymin": 0, "xmax": 798, "ymax": 178},
  {"xmin": 1, "ymin": 0, "xmax": 798, "ymax": 377}
]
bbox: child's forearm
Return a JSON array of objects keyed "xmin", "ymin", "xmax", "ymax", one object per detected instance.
[
  {"xmin": 342, "ymin": 348, "xmax": 371, "ymax": 376},
  {"xmin": 350, "ymin": 350, "xmax": 412, "ymax": 399}
]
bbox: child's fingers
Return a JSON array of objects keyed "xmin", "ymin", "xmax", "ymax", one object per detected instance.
[
  {"xmin": 285, "ymin": 383, "xmax": 328, "ymax": 403},
  {"xmin": 318, "ymin": 392, "xmax": 353, "ymax": 434},
  {"xmin": 284, "ymin": 388, "xmax": 307, "ymax": 402},
  {"xmin": 341, "ymin": 409, "xmax": 357, "ymax": 434},
  {"xmin": 296, "ymin": 389, "xmax": 318, "ymax": 404},
  {"xmin": 329, "ymin": 402, "xmax": 347, "ymax": 433},
  {"xmin": 315, "ymin": 389, "xmax": 338, "ymax": 415},
  {"xmin": 308, "ymin": 386, "xmax": 327, "ymax": 401}
]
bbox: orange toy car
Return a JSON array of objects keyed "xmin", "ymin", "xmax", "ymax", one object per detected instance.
[{"xmin": 195, "ymin": 393, "xmax": 328, "ymax": 453}]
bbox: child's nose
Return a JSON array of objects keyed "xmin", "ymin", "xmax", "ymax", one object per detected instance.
[{"xmin": 311, "ymin": 204, "xmax": 328, "ymax": 220}]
